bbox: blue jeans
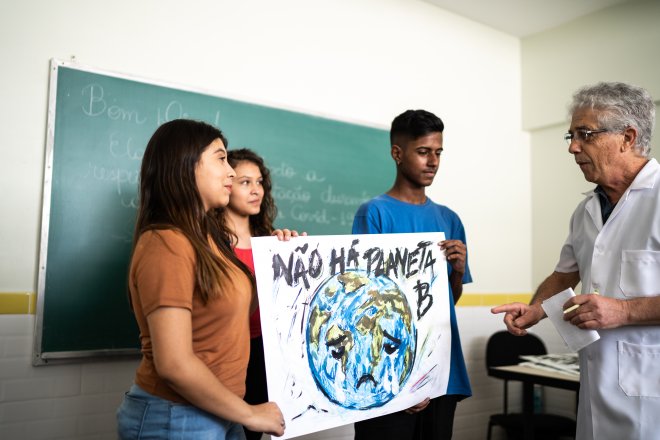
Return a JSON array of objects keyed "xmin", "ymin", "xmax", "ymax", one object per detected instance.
[{"xmin": 117, "ymin": 384, "xmax": 246, "ymax": 440}]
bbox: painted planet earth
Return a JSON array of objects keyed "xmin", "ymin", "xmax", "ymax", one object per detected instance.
[{"xmin": 306, "ymin": 270, "xmax": 416, "ymax": 409}]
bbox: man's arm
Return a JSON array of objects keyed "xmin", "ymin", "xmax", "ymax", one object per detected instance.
[
  {"xmin": 531, "ymin": 271, "xmax": 581, "ymax": 307},
  {"xmin": 564, "ymin": 294, "xmax": 660, "ymax": 329},
  {"xmin": 626, "ymin": 297, "xmax": 660, "ymax": 325},
  {"xmin": 492, "ymin": 271, "xmax": 580, "ymax": 336},
  {"xmin": 440, "ymin": 239, "xmax": 467, "ymax": 304},
  {"xmin": 448, "ymin": 270, "xmax": 463, "ymax": 304}
]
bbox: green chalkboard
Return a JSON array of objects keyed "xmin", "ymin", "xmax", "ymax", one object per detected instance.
[{"xmin": 34, "ymin": 60, "xmax": 391, "ymax": 364}]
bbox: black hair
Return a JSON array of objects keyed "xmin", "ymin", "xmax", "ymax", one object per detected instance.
[{"xmin": 390, "ymin": 109, "xmax": 444, "ymax": 145}]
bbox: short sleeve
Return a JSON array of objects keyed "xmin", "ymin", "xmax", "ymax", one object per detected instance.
[
  {"xmin": 554, "ymin": 212, "xmax": 579, "ymax": 273},
  {"xmin": 555, "ymin": 239, "xmax": 579, "ymax": 273},
  {"xmin": 132, "ymin": 230, "xmax": 196, "ymax": 317},
  {"xmin": 352, "ymin": 203, "xmax": 382, "ymax": 234}
]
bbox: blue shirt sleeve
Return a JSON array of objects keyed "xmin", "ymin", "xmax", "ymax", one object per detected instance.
[{"xmin": 351, "ymin": 203, "xmax": 381, "ymax": 234}]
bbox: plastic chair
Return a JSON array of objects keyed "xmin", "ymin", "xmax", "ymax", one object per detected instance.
[{"xmin": 485, "ymin": 331, "xmax": 576, "ymax": 440}]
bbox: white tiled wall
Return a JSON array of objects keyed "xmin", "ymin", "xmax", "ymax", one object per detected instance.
[
  {"xmin": 0, "ymin": 308, "xmax": 576, "ymax": 440},
  {"xmin": 0, "ymin": 315, "xmax": 138, "ymax": 440}
]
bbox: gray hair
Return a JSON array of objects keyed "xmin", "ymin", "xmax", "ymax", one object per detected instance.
[{"xmin": 569, "ymin": 82, "xmax": 655, "ymax": 157}]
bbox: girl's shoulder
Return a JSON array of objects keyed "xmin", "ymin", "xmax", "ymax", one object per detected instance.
[{"xmin": 137, "ymin": 228, "xmax": 194, "ymax": 256}]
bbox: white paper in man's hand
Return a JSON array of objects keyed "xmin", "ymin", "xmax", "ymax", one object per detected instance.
[{"xmin": 541, "ymin": 288, "xmax": 600, "ymax": 352}]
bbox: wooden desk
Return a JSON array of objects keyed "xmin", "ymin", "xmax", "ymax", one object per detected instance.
[{"xmin": 488, "ymin": 365, "xmax": 579, "ymax": 439}]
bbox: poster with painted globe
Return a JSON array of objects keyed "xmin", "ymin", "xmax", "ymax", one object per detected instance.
[{"xmin": 252, "ymin": 232, "xmax": 451, "ymax": 439}]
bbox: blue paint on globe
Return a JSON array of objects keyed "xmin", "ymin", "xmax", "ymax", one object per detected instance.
[{"xmin": 306, "ymin": 270, "xmax": 416, "ymax": 409}]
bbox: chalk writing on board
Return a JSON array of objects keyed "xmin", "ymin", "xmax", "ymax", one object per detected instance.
[
  {"xmin": 84, "ymin": 162, "xmax": 138, "ymax": 195},
  {"xmin": 77, "ymin": 79, "xmax": 383, "ymax": 234},
  {"xmin": 157, "ymin": 101, "xmax": 191, "ymax": 125},
  {"xmin": 289, "ymin": 206, "xmax": 331, "ymax": 224},
  {"xmin": 273, "ymin": 184, "xmax": 312, "ymax": 203},
  {"xmin": 81, "ymin": 84, "xmax": 227, "ymax": 130},
  {"xmin": 156, "ymin": 101, "xmax": 223, "ymax": 129},
  {"xmin": 268, "ymin": 162, "xmax": 372, "ymax": 227},
  {"xmin": 108, "ymin": 132, "xmax": 143, "ymax": 161},
  {"xmin": 82, "ymin": 84, "xmax": 148, "ymax": 124},
  {"xmin": 321, "ymin": 185, "xmax": 370, "ymax": 206},
  {"xmin": 271, "ymin": 162, "xmax": 297, "ymax": 179},
  {"xmin": 304, "ymin": 170, "xmax": 326, "ymax": 183}
]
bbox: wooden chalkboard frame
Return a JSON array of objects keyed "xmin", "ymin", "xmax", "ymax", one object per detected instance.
[{"xmin": 34, "ymin": 59, "xmax": 390, "ymax": 365}]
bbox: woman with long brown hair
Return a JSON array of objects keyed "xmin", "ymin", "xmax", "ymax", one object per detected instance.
[{"xmin": 117, "ymin": 120, "xmax": 286, "ymax": 439}]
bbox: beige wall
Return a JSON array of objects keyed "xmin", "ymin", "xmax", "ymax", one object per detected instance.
[
  {"xmin": 522, "ymin": 0, "xmax": 660, "ymax": 131},
  {"xmin": 523, "ymin": 0, "xmax": 660, "ymax": 286}
]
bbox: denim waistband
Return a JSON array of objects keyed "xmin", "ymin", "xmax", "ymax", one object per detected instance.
[{"xmin": 128, "ymin": 383, "xmax": 189, "ymax": 406}]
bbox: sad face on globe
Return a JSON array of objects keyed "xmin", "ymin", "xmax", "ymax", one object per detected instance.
[{"xmin": 306, "ymin": 270, "xmax": 416, "ymax": 409}]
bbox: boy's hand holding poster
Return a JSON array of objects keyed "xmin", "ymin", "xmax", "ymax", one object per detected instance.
[{"xmin": 251, "ymin": 233, "xmax": 451, "ymax": 439}]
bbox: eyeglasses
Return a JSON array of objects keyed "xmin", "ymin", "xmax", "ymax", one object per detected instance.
[{"xmin": 564, "ymin": 128, "xmax": 611, "ymax": 145}]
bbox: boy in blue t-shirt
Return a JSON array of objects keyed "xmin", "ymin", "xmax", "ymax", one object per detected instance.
[{"xmin": 352, "ymin": 109, "xmax": 472, "ymax": 440}]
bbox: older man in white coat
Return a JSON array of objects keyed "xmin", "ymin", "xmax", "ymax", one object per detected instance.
[{"xmin": 492, "ymin": 81, "xmax": 660, "ymax": 439}]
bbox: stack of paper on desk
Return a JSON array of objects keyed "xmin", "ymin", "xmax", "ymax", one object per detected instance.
[{"xmin": 519, "ymin": 353, "xmax": 579, "ymax": 376}]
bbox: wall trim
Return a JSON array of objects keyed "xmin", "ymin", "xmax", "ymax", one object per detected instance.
[
  {"xmin": 0, "ymin": 292, "xmax": 531, "ymax": 314},
  {"xmin": 0, "ymin": 292, "xmax": 37, "ymax": 314},
  {"xmin": 458, "ymin": 293, "xmax": 532, "ymax": 306}
]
